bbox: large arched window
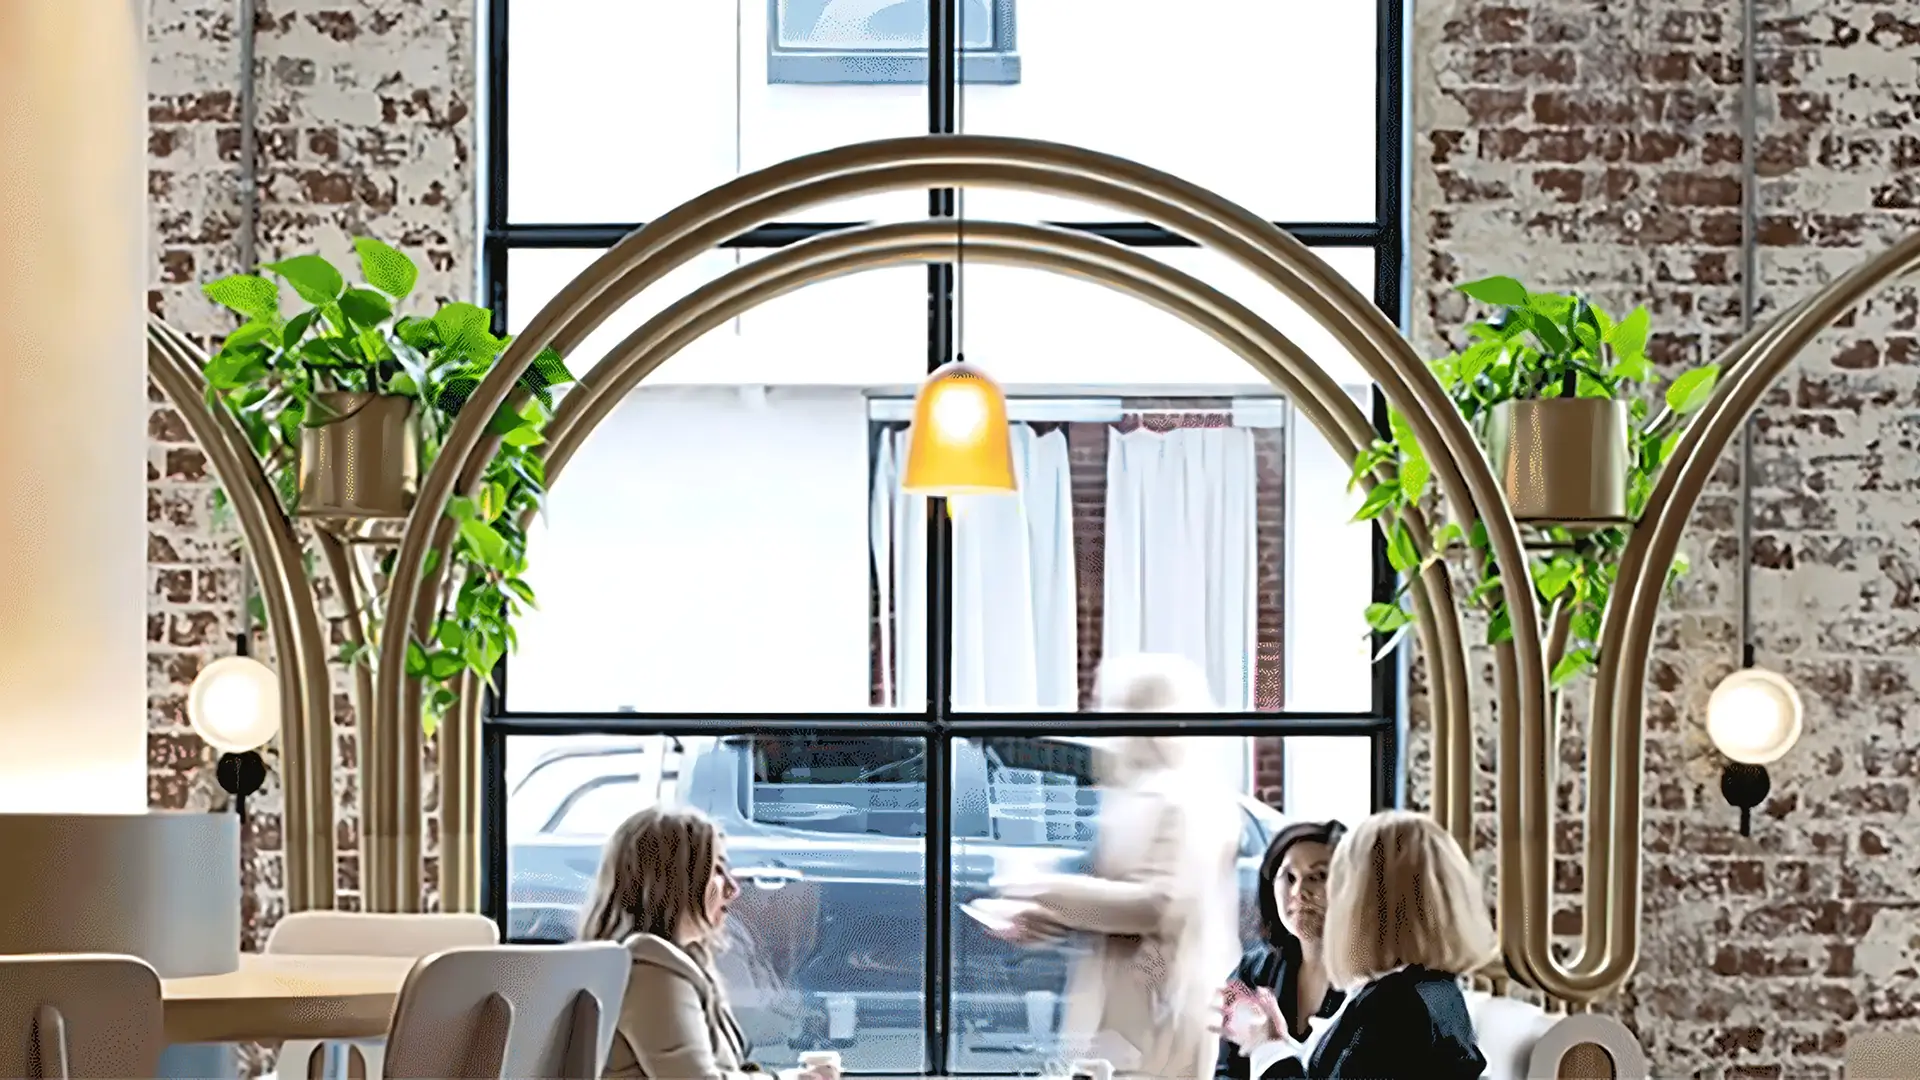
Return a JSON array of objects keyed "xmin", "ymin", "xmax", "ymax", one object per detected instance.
[{"xmin": 482, "ymin": 1, "xmax": 1405, "ymax": 1073}]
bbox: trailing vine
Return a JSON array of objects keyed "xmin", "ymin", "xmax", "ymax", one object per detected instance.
[
  {"xmin": 202, "ymin": 238, "xmax": 573, "ymax": 732},
  {"xmin": 1355, "ymin": 276, "xmax": 1721, "ymax": 685}
]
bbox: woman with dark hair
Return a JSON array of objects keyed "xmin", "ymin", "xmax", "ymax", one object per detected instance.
[{"xmin": 1215, "ymin": 820, "xmax": 1348, "ymax": 1079}]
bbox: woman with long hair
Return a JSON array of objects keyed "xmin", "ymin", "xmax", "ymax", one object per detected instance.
[
  {"xmin": 1215, "ymin": 820, "xmax": 1348, "ymax": 1078},
  {"xmin": 585, "ymin": 805, "xmax": 837, "ymax": 1080}
]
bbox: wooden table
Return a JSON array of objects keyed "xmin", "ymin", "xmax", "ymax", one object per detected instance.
[{"xmin": 161, "ymin": 953, "xmax": 416, "ymax": 1044}]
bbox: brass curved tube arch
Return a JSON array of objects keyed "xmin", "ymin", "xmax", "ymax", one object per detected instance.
[
  {"xmin": 528, "ymin": 220, "xmax": 1473, "ymax": 830},
  {"xmin": 1540, "ymin": 232, "xmax": 1920, "ymax": 1001},
  {"xmin": 370, "ymin": 136, "xmax": 1548, "ymax": 946},
  {"xmin": 146, "ymin": 318, "xmax": 336, "ymax": 912}
]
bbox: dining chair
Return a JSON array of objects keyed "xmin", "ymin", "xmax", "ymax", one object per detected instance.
[
  {"xmin": 1848, "ymin": 1029, "xmax": 1920, "ymax": 1079},
  {"xmin": 264, "ymin": 912, "xmax": 499, "ymax": 1080},
  {"xmin": 381, "ymin": 942, "xmax": 630, "ymax": 1080},
  {"xmin": 0, "ymin": 954, "xmax": 165, "ymax": 1080}
]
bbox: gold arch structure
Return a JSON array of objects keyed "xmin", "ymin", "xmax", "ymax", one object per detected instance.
[{"xmin": 147, "ymin": 135, "xmax": 1920, "ymax": 1020}]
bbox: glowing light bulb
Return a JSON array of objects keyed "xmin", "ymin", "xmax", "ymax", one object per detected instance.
[
  {"xmin": 1705, "ymin": 666, "xmax": 1803, "ymax": 766},
  {"xmin": 187, "ymin": 656, "xmax": 283, "ymax": 754}
]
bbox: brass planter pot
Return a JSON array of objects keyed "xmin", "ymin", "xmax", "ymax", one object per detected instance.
[
  {"xmin": 1484, "ymin": 398, "xmax": 1631, "ymax": 528},
  {"xmin": 296, "ymin": 391, "xmax": 419, "ymax": 522}
]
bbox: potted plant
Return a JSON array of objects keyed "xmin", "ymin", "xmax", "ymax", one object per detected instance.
[
  {"xmin": 201, "ymin": 238, "xmax": 575, "ymax": 730},
  {"xmin": 1354, "ymin": 276, "xmax": 1721, "ymax": 685}
]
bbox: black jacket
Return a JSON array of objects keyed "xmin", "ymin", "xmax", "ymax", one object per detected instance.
[
  {"xmin": 1216, "ymin": 942, "xmax": 1344, "ymax": 1080},
  {"xmin": 1295, "ymin": 966, "xmax": 1485, "ymax": 1080}
]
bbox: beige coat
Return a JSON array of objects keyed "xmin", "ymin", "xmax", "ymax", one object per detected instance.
[
  {"xmin": 1008, "ymin": 745, "xmax": 1241, "ymax": 1080},
  {"xmin": 604, "ymin": 934, "xmax": 757, "ymax": 1079}
]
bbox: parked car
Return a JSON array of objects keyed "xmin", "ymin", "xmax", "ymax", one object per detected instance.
[{"xmin": 507, "ymin": 735, "xmax": 1286, "ymax": 1073}]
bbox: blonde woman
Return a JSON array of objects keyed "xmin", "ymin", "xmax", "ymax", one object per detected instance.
[
  {"xmin": 1278, "ymin": 809, "xmax": 1496, "ymax": 1080},
  {"xmin": 993, "ymin": 655, "xmax": 1243, "ymax": 1079},
  {"xmin": 585, "ymin": 806, "xmax": 837, "ymax": 1080}
]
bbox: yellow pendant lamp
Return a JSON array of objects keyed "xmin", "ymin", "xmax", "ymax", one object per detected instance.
[{"xmin": 902, "ymin": 359, "xmax": 1017, "ymax": 495}]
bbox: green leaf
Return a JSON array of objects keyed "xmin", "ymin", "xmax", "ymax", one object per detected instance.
[
  {"xmin": 501, "ymin": 424, "xmax": 545, "ymax": 448},
  {"xmin": 1611, "ymin": 349, "xmax": 1651, "ymax": 382},
  {"xmin": 1533, "ymin": 559, "xmax": 1576, "ymax": 599},
  {"xmin": 434, "ymin": 303, "xmax": 496, "ymax": 360},
  {"xmin": 1665, "ymin": 364, "xmax": 1722, "ymax": 415},
  {"xmin": 1458, "ymin": 276, "xmax": 1529, "ymax": 308},
  {"xmin": 1457, "ymin": 340, "xmax": 1498, "ymax": 384},
  {"xmin": 1485, "ymin": 604, "xmax": 1514, "ymax": 645},
  {"xmin": 1551, "ymin": 649, "xmax": 1596, "ymax": 687},
  {"xmin": 478, "ymin": 481, "xmax": 507, "ymax": 523},
  {"xmin": 435, "ymin": 621, "xmax": 466, "ymax": 651},
  {"xmin": 1387, "ymin": 409, "xmax": 1429, "ymax": 505},
  {"xmin": 353, "ymin": 237, "xmax": 419, "ymax": 300},
  {"xmin": 205, "ymin": 274, "xmax": 282, "ymax": 323},
  {"xmin": 1608, "ymin": 306, "xmax": 1650, "ymax": 361},
  {"xmin": 1387, "ymin": 520, "xmax": 1421, "ymax": 574},
  {"xmin": 1428, "ymin": 522, "xmax": 1465, "ymax": 557},
  {"xmin": 205, "ymin": 350, "xmax": 269, "ymax": 390},
  {"xmin": 446, "ymin": 495, "xmax": 478, "ymax": 523},
  {"xmin": 1529, "ymin": 315, "xmax": 1569, "ymax": 355},
  {"xmin": 522, "ymin": 345, "xmax": 576, "ymax": 390},
  {"xmin": 426, "ymin": 650, "xmax": 466, "ymax": 680},
  {"xmin": 503, "ymin": 576, "xmax": 538, "ymax": 608},
  {"xmin": 404, "ymin": 640, "xmax": 429, "ymax": 678},
  {"xmin": 339, "ymin": 287, "xmax": 393, "ymax": 330},
  {"xmin": 1364, "ymin": 602, "xmax": 1413, "ymax": 633},
  {"xmin": 435, "ymin": 375, "xmax": 481, "ymax": 416},
  {"xmin": 1352, "ymin": 481, "xmax": 1400, "ymax": 522},
  {"xmin": 1346, "ymin": 446, "xmax": 1390, "ymax": 493},
  {"xmin": 459, "ymin": 517, "xmax": 510, "ymax": 567},
  {"xmin": 263, "ymin": 255, "xmax": 345, "ymax": 307},
  {"xmin": 223, "ymin": 320, "xmax": 278, "ymax": 353}
]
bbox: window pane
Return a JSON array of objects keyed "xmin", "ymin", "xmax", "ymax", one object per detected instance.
[
  {"xmin": 1285, "ymin": 398, "xmax": 1375, "ymax": 713},
  {"xmin": 508, "ymin": 0, "xmax": 923, "ymax": 224},
  {"xmin": 1272, "ymin": 736, "xmax": 1376, "ymax": 827},
  {"xmin": 961, "ymin": 0, "xmax": 1379, "ymax": 223},
  {"xmin": 948, "ymin": 734, "xmax": 1364, "ymax": 1073},
  {"xmin": 503, "ymin": 251, "xmax": 927, "ymax": 713},
  {"xmin": 958, "ymin": 247, "xmax": 1377, "ymax": 389},
  {"xmin": 506, "ymin": 733, "xmax": 929, "ymax": 1074},
  {"xmin": 505, "ymin": 247, "xmax": 929, "ymax": 387}
]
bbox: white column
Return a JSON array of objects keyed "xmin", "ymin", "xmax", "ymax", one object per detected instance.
[{"xmin": 0, "ymin": 2, "xmax": 149, "ymax": 812}]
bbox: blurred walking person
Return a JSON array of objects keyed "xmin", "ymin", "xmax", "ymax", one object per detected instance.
[{"xmin": 990, "ymin": 653, "xmax": 1243, "ymax": 1079}]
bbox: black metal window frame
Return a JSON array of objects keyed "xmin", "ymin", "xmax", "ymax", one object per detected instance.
[{"xmin": 478, "ymin": 1, "xmax": 1408, "ymax": 1074}]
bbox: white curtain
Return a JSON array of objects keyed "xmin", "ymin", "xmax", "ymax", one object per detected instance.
[
  {"xmin": 871, "ymin": 424, "xmax": 1078, "ymax": 710},
  {"xmin": 1101, "ymin": 426, "xmax": 1258, "ymax": 711}
]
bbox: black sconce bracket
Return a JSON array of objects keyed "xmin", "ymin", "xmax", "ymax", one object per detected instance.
[{"xmin": 1720, "ymin": 761, "xmax": 1771, "ymax": 838}]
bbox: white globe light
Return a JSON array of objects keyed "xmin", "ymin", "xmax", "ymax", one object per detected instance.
[
  {"xmin": 1705, "ymin": 666, "xmax": 1804, "ymax": 765},
  {"xmin": 187, "ymin": 656, "xmax": 282, "ymax": 754}
]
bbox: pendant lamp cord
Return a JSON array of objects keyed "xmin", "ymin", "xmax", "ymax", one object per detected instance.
[
  {"xmin": 954, "ymin": 0, "xmax": 967, "ymax": 361},
  {"xmin": 1736, "ymin": 0, "xmax": 1758, "ymax": 671}
]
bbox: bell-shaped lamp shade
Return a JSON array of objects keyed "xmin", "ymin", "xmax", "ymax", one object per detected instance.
[
  {"xmin": 903, "ymin": 361, "xmax": 1016, "ymax": 496},
  {"xmin": 188, "ymin": 656, "xmax": 283, "ymax": 754},
  {"xmin": 1706, "ymin": 666, "xmax": 1804, "ymax": 765}
]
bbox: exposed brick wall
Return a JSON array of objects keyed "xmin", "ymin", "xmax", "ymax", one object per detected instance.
[
  {"xmin": 144, "ymin": 0, "xmax": 475, "ymax": 958},
  {"xmin": 1412, "ymin": 3, "xmax": 1920, "ymax": 1076}
]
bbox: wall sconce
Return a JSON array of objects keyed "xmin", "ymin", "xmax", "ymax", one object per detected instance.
[
  {"xmin": 187, "ymin": 651, "xmax": 282, "ymax": 816},
  {"xmin": 1706, "ymin": 661, "xmax": 1803, "ymax": 836}
]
